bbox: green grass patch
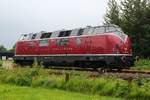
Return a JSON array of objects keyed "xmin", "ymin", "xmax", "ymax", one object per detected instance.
[
  {"xmin": 133, "ymin": 59, "xmax": 150, "ymax": 70},
  {"xmin": 0, "ymin": 84, "xmax": 121, "ymax": 100},
  {"xmin": 0, "ymin": 64, "xmax": 150, "ymax": 99}
]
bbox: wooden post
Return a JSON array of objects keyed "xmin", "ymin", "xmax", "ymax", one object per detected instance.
[{"xmin": 65, "ymin": 73, "xmax": 70, "ymax": 82}]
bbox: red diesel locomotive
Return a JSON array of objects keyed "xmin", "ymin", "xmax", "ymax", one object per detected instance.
[{"xmin": 14, "ymin": 25, "xmax": 134, "ymax": 69}]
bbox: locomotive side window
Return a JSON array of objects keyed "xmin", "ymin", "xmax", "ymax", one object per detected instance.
[
  {"xmin": 35, "ymin": 33, "xmax": 42, "ymax": 39},
  {"xmin": 93, "ymin": 27, "xmax": 105, "ymax": 34},
  {"xmin": 41, "ymin": 33, "xmax": 52, "ymax": 39},
  {"xmin": 70, "ymin": 29, "xmax": 79, "ymax": 36},
  {"xmin": 31, "ymin": 34, "xmax": 37, "ymax": 39},
  {"xmin": 51, "ymin": 31, "xmax": 60, "ymax": 38},
  {"xmin": 83, "ymin": 28, "xmax": 94, "ymax": 35},
  {"xmin": 106, "ymin": 27, "xmax": 117, "ymax": 33},
  {"xmin": 39, "ymin": 40, "xmax": 49, "ymax": 46},
  {"xmin": 77, "ymin": 29, "xmax": 84, "ymax": 36},
  {"xmin": 58, "ymin": 30, "xmax": 71, "ymax": 37},
  {"xmin": 57, "ymin": 38, "xmax": 69, "ymax": 46}
]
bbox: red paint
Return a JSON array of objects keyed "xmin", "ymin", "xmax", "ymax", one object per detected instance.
[{"xmin": 15, "ymin": 33, "xmax": 132, "ymax": 56}]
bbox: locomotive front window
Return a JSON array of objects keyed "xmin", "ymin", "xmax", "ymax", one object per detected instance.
[
  {"xmin": 115, "ymin": 31, "xmax": 126, "ymax": 41},
  {"xmin": 106, "ymin": 26, "xmax": 126, "ymax": 41},
  {"xmin": 19, "ymin": 35, "xmax": 25, "ymax": 40},
  {"xmin": 19, "ymin": 34, "xmax": 30, "ymax": 40}
]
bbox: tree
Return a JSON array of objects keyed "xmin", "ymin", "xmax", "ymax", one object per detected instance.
[
  {"xmin": 105, "ymin": 0, "xmax": 150, "ymax": 57},
  {"xmin": 104, "ymin": 0, "xmax": 121, "ymax": 25},
  {"xmin": 0, "ymin": 45, "xmax": 7, "ymax": 52},
  {"xmin": 9, "ymin": 44, "xmax": 16, "ymax": 52}
]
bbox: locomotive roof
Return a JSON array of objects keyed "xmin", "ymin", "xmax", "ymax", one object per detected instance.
[
  {"xmin": 19, "ymin": 24, "xmax": 126, "ymax": 41},
  {"xmin": 20, "ymin": 24, "xmax": 119, "ymax": 35}
]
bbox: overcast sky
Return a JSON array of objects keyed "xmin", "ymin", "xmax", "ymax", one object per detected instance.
[{"xmin": 0, "ymin": 0, "xmax": 109, "ymax": 49}]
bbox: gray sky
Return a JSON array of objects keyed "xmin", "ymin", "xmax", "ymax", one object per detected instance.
[{"xmin": 0, "ymin": 0, "xmax": 109, "ymax": 49}]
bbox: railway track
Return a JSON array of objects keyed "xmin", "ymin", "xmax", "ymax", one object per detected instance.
[
  {"xmin": 112, "ymin": 69, "xmax": 150, "ymax": 74},
  {"xmin": 49, "ymin": 67, "xmax": 150, "ymax": 80},
  {"xmin": 50, "ymin": 67, "xmax": 150, "ymax": 74}
]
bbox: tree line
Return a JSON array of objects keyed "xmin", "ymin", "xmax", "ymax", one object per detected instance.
[
  {"xmin": 105, "ymin": 0, "xmax": 150, "ymax": 58},
  {"xmin": 0, "ymin": 45, "xmax": 7, "ymax": 52},
  {"xmin": 0, "ymin": 45, "xmax": 15, "ymax": 52}
]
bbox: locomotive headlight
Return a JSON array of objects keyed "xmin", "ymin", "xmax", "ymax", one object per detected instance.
[
  {"xmin": 123, "ymin": 47, "xmax": 129, "ymax": 53},
  {"xmin": 124, "ymin": 47, "xmax": 128, "ymax": 51}
]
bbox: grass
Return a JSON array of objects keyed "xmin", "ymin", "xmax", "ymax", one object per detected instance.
[
  {"xmin": 1, "ymin": 60, "xmax": 150, "ymax": 100},
  {"xmin": 0, "ymin": 84, "xmax": 122, "ymax": 100},
  {"xmin": 0, "ymin": 67, "xmax": 150, "ymax": 100},
  {"xmin": 132, "ymin": 59, "xmax": 150, "ymax": 70}
]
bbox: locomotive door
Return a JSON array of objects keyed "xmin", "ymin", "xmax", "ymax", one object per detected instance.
[{"xmin": 84, "ymin": 37, "xmax": 92, "ymax": 54}]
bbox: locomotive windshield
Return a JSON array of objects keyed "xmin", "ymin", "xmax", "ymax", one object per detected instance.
[
  {"xmin": 105, "ymin": 26, "xmax": 126, "ymax": 41},
  {"xmin": 115, "ymin": 27, "xmax": 126, "ymax": 41}
]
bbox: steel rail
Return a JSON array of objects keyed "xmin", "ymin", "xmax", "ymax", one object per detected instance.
[{"xmin": 49, "ymin": 67, "xmax": 150, "ymax": 75}]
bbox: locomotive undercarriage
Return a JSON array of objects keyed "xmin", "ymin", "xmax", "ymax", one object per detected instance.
[{"xmin": 14, "ymin": 55, "xmax": 134, "ymax": 69}]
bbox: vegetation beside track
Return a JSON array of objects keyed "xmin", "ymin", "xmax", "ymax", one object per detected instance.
[
  {"xmin": 133, "ymin": 59, "xmax": 150, "ymax": 70},
  {"xmin": 0, "ymin": 61, "xmax": 150, "ymax": 100}
]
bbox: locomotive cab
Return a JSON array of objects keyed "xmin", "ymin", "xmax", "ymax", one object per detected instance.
[{"xmin": 105, "ymin": 25, "xmax": 134, "ymax": 67}]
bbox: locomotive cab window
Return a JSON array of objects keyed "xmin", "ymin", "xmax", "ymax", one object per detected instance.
[
  {"xmin": 19, "ymin": 34, "xmax": 30, "ymax": 40},
  {"xmin": 57, "ymin": 38, "xmax": 69, "ymax": 46},
  {"xmin": 19, "ymin": 34, "xmax": 25, "ymax": 40},
  {"xmin": 58, "ymin": 30, "xmax": 71, "ymax": 37},
  {"xmin": 40, "ymin": 33, "xmax": 52, "ymax": 39},
  {"xmin": 77, "ymin": 29, "xmax": 84, "ymax": 36}
]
